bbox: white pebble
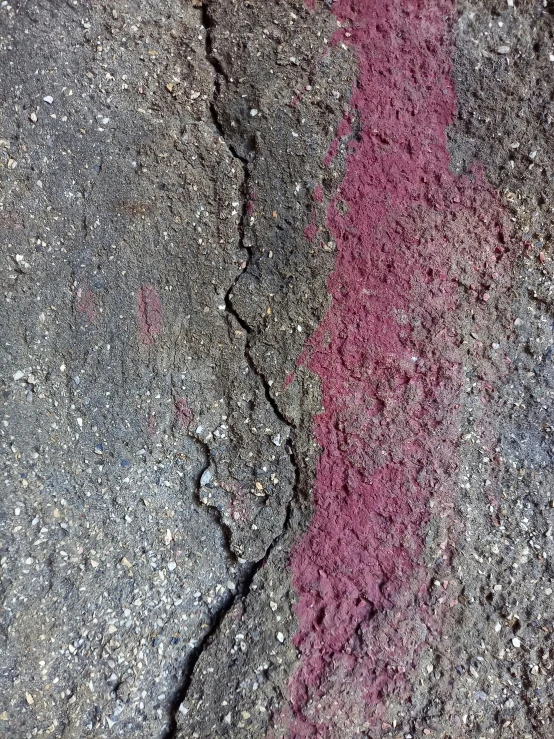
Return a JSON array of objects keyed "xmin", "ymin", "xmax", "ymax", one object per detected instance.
[{"xmin": 200, "ymin": 468, "xmax": 212, "ymax": 486}]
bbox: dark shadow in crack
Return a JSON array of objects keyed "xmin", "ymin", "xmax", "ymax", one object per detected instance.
[{"xmin": 161, "ymin": 3, "xmax": 301, "ymax": 736}]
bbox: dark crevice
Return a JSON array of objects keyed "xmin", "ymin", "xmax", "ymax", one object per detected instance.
[
  {"xmin": 202, "ymin": 1, "xmax": 248, "ymax": 164},
  {"xmin": 201, "ymin": 1, "xmax": 228, "ymax": 81},
  {"xmin": 210, "ymin": 102, "xmax": 247, "ymax": 163},
  {"xmin": 163, "ymin": 4, "xmax": 301, "ymax": 737},
  {"xmin": 188, "ymin": 419, "xmax": 237, "ymax": 565},
  {"xmin": 161, "ymin": 561, "xmax": 256, "ymax": 739}
]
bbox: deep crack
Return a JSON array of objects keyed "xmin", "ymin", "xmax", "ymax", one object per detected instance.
[
  {"xmin": 162, "ymin": 4, "xmax": 301, "ymax": 736},
  {"xmin": 161, "ymin": 562, "xmax": 256, "ymax": 739},
  {"xmin": 173, "ymin": 385, "xmax": 237, "ymax": 565}
]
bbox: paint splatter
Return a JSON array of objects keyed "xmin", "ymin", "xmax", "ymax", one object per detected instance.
[
  {"xmin": 76, "ymin": 287, "xmax": 97, "ymax": 323},
  {"xmin": 137, "ymin": 284, "xmax": 162, "ymax": 346},
  {"xmin": 287, "ymin": 1, "xmax": 514, "ymax": 735},
  {"xmin": 146, "ymin": 412, "xmax": 158, "ymax": 436},
  {"xmin": 175, "ymin": 398, "xmax": 192, "ymax": 429},
  {"xmin": 283, "ymin": 371, "xmax": 296, "ymax": 390},
  {"xmin": 304, "ymin": 223, "xmax": 318, "ymax": 242},
  {"xmin": 247, "ymin": 190, "xmax": 257, "ymax": 215},
  {"xmin": 323, "ymin": 139, "xmax": 338, "ymax": 168}
]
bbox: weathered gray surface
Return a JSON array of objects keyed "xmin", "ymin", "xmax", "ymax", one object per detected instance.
[
  {"xmin": 175, "ymin": 2, "xmax": 355, "ymax": 736},
  {"xmin": 408, "ymin": 3, "xmax": 554, "ymax": 737},
  {"xmin": 0, "ymin": 0, "xmax": 353, "ymax": 736},
  {"xmin": 0, "ymin": 0, "xmax": 290, "ymax": 735},
  {"xmin": 2, "ymin": 1, "xmax": 554, "ymax": 738}
]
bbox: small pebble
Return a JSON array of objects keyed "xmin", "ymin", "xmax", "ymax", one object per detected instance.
[{"xmin": 200, "ymin": 468, "xmax": 212, "ymax": 486}]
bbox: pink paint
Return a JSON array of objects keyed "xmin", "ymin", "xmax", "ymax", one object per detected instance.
[
  {"xmin": 175, "ymin": 398, "xmax": 192, "ymax": 429},
  {"xmin": 247, "ymin": 190, "xmax": 257, "ymax": 216},
  {"xmin": 76, "ymin": 286, "xmax": 96, "ymax": 323},
  {"xmin": 283, "ymin": 371, "xmax": 296, "ymax": 390},
  {"xmin": 222, "ymin": 480, "xmax": 249, "ymax": 523},
  {"xmin": 313, "ymin": 186, "xmax": 324, "ymax": 203},
  {"xmin": 304, "ymin": 223, "xmax": 318, "ymax": 242},
  {"xmin": 323, "ymin": 116, "xmax": 352, "ymax": 168},
  {"xmin": 146, "ymin": 412, "xmax": 158, "ymax": 437},
  {"xmin": 286, "ymin": 1, "xmax": 514, "ymax": 735},
  {"xmin": 336, "ymin": 116, "xmax": 351, "ymax": 139},
  {"xmin": 137, "ymin": 284, "xmax": 162, "ymax": 345},
  {"xmin": 323, "ymin": 139, "xmax": 338, "ymax": 168}
]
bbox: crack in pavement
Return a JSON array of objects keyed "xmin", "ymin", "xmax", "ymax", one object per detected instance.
[
  {"xmin": 161, "ymin": 559, "xmax": 256, "ymax": 739},
  {"xmin": 162, "ymin": 4, "xmax": 301, "ymax": 735}
]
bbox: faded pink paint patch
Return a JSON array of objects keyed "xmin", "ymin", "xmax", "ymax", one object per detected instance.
[
  {"xmin": 323, "ymin": 139, "xmax": 338, "ymax": 168},
  {"xmin": 304, "ymin": 223, "xmax": 318, "ymax": 242},
  {"xmin": 76, "ymin": 287, "xmax": 97, "ymax": 322},
  {"xmin": 247, "ymin": 190, "xmax": 257, "ymax": 215},
  {"xmin": 323, "ymin": 116, "xmax": 352, "ymax": 168},
  {"xmin": 283, "ymin": 371, "xmax": 296, "ymax": 390},
  {"xmin": 146, "ymin": 412, "xmax": 158, "ymax": 437},
  {"xmin": 137, "ymin": 284, "xmax": 162, "ymax": 345},
  {"xmin": 336, "ymin": 116, "xmax": 351, "ymax": 139},
  {"xmin": 175, "ymin": 397, "xmax": 192, "ymax": 429},
  {"xmin": 222, "ymin": 480, "xmax": 250, "ymax": 523},
  {"xmin": 313, "ymin": 186, "xmax": 324, "ymax": 203},
  {"xmin": 286, "ymin": 1, "xmax": 515, "ymax": 736}
]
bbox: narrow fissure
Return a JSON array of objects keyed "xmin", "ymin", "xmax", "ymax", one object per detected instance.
[
  {"xmin": 162, "ymin": 5, "xmax": 301, "ymax": 736},
  {"xmin": 161, "ymin": 560, "xmax": 256, "ymax": 739},
  {"xmin": 200, "ymin": 0, "xmax": 301, "ymax": 570}
]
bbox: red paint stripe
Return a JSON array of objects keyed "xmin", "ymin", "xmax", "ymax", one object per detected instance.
[
  {"xmin": 286, "ymin": 1, "xmax": 514, "ymax": 735},
  {"xmin": 137, "ymin": 284, "xmax": 163, "ymax": 346},
  {"xmin": 174, "ymin": 397, "xmax": 192, "ymax": 429},
  {"xmin": 76, "ymin": 286, "xmax": 97, "ymax": 323}
]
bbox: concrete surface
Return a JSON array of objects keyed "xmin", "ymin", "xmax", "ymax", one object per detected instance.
[{"xmin": 1, "ymin": 1, "xmax": 554, "ymax": 738}]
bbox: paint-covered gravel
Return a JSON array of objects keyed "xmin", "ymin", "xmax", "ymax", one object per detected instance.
[{"xmin": 2, "ymin": 1, "xmax": 554, "ymax": 738}]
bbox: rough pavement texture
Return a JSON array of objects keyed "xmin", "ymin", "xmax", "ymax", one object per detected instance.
[
  {"xmin": 287, "ymin": 2, "xmax": 517, "ymax": 736},
  {"xmin": 2, "ymin": 0, "xmax": 554, "ymax": 738}
]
